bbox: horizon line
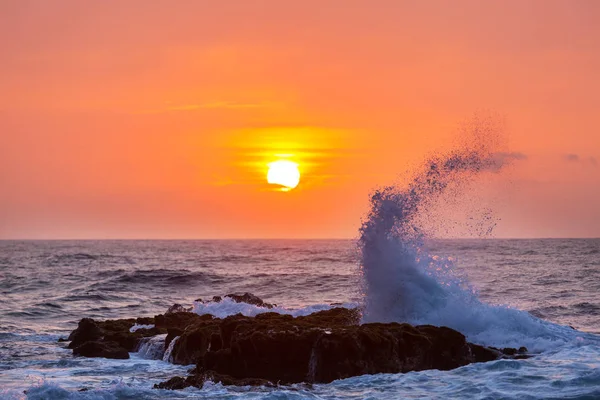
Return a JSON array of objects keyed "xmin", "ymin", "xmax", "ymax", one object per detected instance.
[{"xmin": 1, "ymin": 237, "xmax": 599, "ymax": 241}]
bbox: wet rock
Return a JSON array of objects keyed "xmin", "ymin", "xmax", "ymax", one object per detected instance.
[
  {"xmin": 136, "ymin": 317, "xmax": 155, "ymax": 325},
  {"xmin": 169, "ymin": 320, "xmax": 221, "ymax": 365},
  {"xmin": 166, "ymin": 304, "xmax": 190, "ymax": 314},
  {"xmin": 489, "ymin": 346, "xmax": 532, "ymax": 360},
  {"xmin": 195, "ymin": 293, "xmax": 276, "ymax": 308},
  {"xmin": 67, "ymin": 316, "xmax": 164, "ymax": 358},
  {"xmin": 196, "ymin": 319, "xmax": 476, "ymax": 384},
  {"xmin": 158, "ymin": 307, "xmax": 521, "ymax": 388},
  {"xmin": 224, "ymin": 292, "xmax": 276, "ymax": 308},
  {"xmin": 155, "ymin": 376, "xmax": 188, "ymax": 390},
  {"xmin": 68, "ymin": 318, "xmax": 103, "ymax": 349},
  {"xmin": 154, "ymin": 372, "xmax": 274, "ymax": 389},
  {"xmin": 73, "ymin": 340, "xmax": 129, "ymax": 359},
  {"xmin": 165, "ymin": 328, "xmax": 184, "ymax": 349},
  {"xmin": 64, "ymin": 294, "xmax": 529, "ymax": 388},
  {"xmin": 155, "ymin": 311, "xmax": 205, "ymax": 330},
  {"xmin": 470, "ymin": 344, "xmax": 501, "ymax": 362}
]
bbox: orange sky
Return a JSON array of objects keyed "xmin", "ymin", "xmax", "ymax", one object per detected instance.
[{"xmin": 1, "ymin": 1, "xmax": 599, "ymax": 239}]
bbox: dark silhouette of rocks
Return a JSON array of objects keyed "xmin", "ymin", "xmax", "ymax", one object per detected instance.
[
  {"xmin": 195, "ymin": 292, "xmax": 277, "ymax": 309},
  {"xmin": 62, "ymin": 293, "xmax": 529, "ymax": 389}
]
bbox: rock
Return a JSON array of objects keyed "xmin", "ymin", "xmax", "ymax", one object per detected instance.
[
  {"xmin": 168, "ymin": 319, "xmax": 221, "ymax": 365},
  {"xmin": 157, "ymin": 306, "xmax": 524, "ymax": 388},
  {"xmin": 195, "ymin": 293, "xmax": 276, "ymax": 308},
  {"xmin": 73, "ymin": 340, "xmax": 129, "ymax": 359},
  {"xmin": 470, "ymin": 344, "xmax": 501, "ymax": 362},
  {"xmin": 155, "ymin": 376, "xmax": 188, "ymax": 390},
  {"xmin": 224, "ymin": 292, "xmax": 276, "ymax": 309},
  {"xmin": 154, "ymin": 372, "xmax": 274, "ymax": 389},
  {"xmin": 165, "ymin": 328, "xmax": 184, "ymax": 350},
  {"xmin": 197, "ymin": 319, "xmax": 477, "ymax": 385},
  {"xmin": 166, "ymin": 304, "xmax": 189, "ymax": 314},
  {"xmin": 67, "ymin": 316, "xmax": 164, "ymax": 358},
  {"xmin": 68, "ymin": 318, "xmax": 103, "ymax": 349},
  {"xmin": 488, "ymin": 346, "xmax": 532, "ymax": 360},
  {"xmin": 155, "ymin": 312, "xmax": 205, "ymax": 330},
  {"xmin": 136, "ymin": 317, "xmax": 155, "ymax": 325},
  {"xmin": 63, "ymin": 293, "xmax": 529, "ymax": 389}
]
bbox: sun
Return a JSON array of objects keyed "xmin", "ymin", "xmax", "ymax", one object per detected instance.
[{"xmin": 267, "ymin": 160, "xmax": 300, "ymax": 191}]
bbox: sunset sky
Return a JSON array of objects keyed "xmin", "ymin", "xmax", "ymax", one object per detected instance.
[{"xmin": 1, "ymin": 1, "xmax": 599, "ymax": 239}]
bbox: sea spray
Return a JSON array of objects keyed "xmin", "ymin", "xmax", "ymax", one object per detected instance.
[
  {"xmin": 359, "ymin": 148, "xmax": 503, "ymax": 319},
  {"xmin": 358, "ymin": 135, "xmax": 581, "ymax": 349}
]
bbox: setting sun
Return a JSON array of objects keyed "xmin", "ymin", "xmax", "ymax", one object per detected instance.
[{"xmin": 267, "ymin": 160, "xmax": 300, "ymax": 191}]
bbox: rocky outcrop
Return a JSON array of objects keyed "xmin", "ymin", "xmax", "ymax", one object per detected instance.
[
  {"xmin": 72, "ymin": 340, "xmax": 129, "ymax": 359},
  {"xmin": 63, "ymin": 293, "xmax": 529, "ymax": 389},
  {"xmin": 66, "ymin": 316, "xmax": 163, "ymax": 359},
  {"xmin": 160, "ymin": 308, "xmax": 525, "ymax": 388},
  {"xmin": 195, "ymin": 292, "xmax": 277, "ymax": 309}
]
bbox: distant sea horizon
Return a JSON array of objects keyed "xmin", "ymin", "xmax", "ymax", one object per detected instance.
[{"xmin": 2, "ymin": 236, "xmax": 600, "ymax": 241}]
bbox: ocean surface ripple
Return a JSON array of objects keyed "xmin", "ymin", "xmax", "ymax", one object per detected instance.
[{"xmin": 0, "ymin": 239, "xmax": 599, "ymax": 399}]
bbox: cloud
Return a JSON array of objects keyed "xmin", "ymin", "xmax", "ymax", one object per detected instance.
[
  {"xmin": 563, "ymin": 153, "xmax": 598, "ymax": 168},
  {"xmin": 564, "ymin": 153, "xmax": 580, "ymax": 162}
]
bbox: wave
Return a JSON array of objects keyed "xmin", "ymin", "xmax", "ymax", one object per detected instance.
[
  {"xmin": 357, "ymin": 132, "xmax": 589, "ymax": 350},
  {"xmin": 573, "ymin": 302, "xmax": 600, "ymax": 315},
  {"xmin": 192, "ymin": 297, "xmax": 358, "ymax": 319},
  {"xmin": 44, "ymin": 253, "xmax": 136, "ymax": 267},
  {"xmin": 59, "ymin": 293, "xmax": 122, "ymax": 302},
  {"xmin": 91, "ymin": 269, "xmax": 223, "ymax": 288}
]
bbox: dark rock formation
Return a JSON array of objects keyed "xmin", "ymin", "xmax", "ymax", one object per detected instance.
[
  {"xmin": 161, "ymin": 308, "xmax": 525, "ymax": 388},
  {"xmin": 166, "ymin": 303, "xmax": 190, "ymax": 314},
  {"xmin": 195, "ymin": 292, "xmax": 277, "ymax": 309},
  {"xmin": 63, "ymin": 293, "xmax": 529, "ymax": 390},
  {"xmin": 224, "ymin": 292, "xmax": 276, "ymax": 309},
  {"xmin": 155, "ymin": 372, "xmax": 275, "ymax": 390},
  {"xmin": 72, "ymin": 340, "xmax": 129, "ymax": 359},
  {"xmin": 66, "ymin": 316, "xmax": 165, "ymax": 359}
]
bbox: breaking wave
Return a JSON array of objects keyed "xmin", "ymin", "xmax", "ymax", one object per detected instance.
[{"xmin": 358, "ymin": 138, "xmax": 592, "ymax": 350}]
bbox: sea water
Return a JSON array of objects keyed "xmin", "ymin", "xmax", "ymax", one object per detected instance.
[{"xmin": 0, "ymin": 239, "xmax": 598, "ymax": 399}]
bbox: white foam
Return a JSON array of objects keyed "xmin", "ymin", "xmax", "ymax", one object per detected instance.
[
  {"xmin": 192, "ymin": 297, "xmax": 357, "ymax": 319},
  {"xmin": 129, "ymin": 324, "xmax": 154, "ymax": 333}
]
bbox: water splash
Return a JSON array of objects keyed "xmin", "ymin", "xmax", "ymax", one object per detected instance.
[
  {"xmin": 358, "ymin": 128, "xmax": 583, "ymax": 349},
  {"xmin": 359, "ymin": 149, "xmax": 501, "ymax": 322}
]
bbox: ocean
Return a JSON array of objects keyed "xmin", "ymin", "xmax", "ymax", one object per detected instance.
[{"xmin": 1, "ymin": 238, "xmax": 599, "ymax": 399}]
